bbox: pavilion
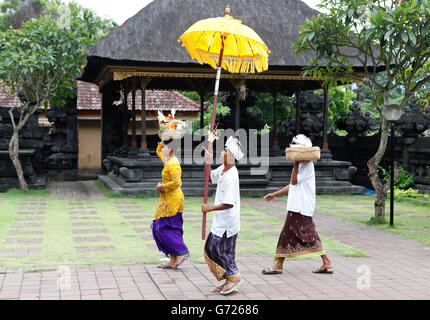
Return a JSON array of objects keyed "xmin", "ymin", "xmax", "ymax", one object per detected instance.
[{"xmin": 80, "ymin": 0, "xmax": 370, "ymax": 195}]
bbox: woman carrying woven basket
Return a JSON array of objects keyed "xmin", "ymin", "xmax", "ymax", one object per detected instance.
[
  {"xmin": 152, "ymin": 139, "xmax": 189, "ymax": 269},
  {"xmin": 261, "ymin": 134, "xmax": 333, "ymax": 275}
]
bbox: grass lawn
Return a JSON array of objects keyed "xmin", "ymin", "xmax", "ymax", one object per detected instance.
[
  {"xmin": 316, "ymin": 194, "xmax": 430, "ymax": 246},
  {"xmin": 0, "ymin": 186, "xmax": 369, "ymax": 269}
]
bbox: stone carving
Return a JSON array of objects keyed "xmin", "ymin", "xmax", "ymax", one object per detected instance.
[
  {"xmin": 334, "ymin": 166, "xmax": 357, "ymax": 181},
  {"xmin": 282, "ymin": 91, "xmax": 325, "ymax": 140},
  {"xmin": 218, "ymin": 92, "xmax": 263, "ymax": 131},
  {"xmin": 396, "ymin": 98, "xmax": 430, "ymax": 172},
  {"xmin": 119, "ymin": 167, "xmax": 143, "ymax": 182},
  {"xmin": 397, "ymin": 98, "xmax": 430, "ymax": 137},
  {"xmin": 45, "ymin": 98, "xmax": 78, "ymax": 176},
  {"xmin": 0, "ymin": 107, "xmax": 46, "ymax": 190},
  {"xmin": 336, "ymin": 102, "xmax": 378, "ymax": 142},
  {"xmin": 103, "ymin": 159, "xmax": 113, "ymax": 171}
]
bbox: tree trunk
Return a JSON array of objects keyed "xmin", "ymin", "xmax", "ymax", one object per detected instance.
[
  {"xmin": 367, "ymin": 116, "xmax": 389, "ymax": 224},
  {"xmin": 373, "ymin": 191, "xmax": 387, "ymax": 224},
  {"xmin": 9, "ymin": 129, "xmax": 28, "ymax": 191}
]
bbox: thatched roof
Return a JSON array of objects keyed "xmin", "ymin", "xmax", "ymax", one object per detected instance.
[
  {"xmin": 82, "ymin": 0, "xmax": 367, "ymax": 85},
  {"xmin": 87, "ymin": 0, "xmax": 323, "ymax": 65},
  {"xmin": 81, "ymin": 0, "xmax": 383, "ymax": 97}
]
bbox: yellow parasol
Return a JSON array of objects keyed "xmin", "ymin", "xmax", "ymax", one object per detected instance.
[{"xmin": 179, "ymin": 5, "xmax": 270, "ymax": 240}]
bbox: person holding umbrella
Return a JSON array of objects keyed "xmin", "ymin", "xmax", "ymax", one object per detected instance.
[
  {"xmin": 201, "ymin": 136, "xmax": 244, "ymax": 295},
  {"xmin": 178, "ymin": 5, "xmax": 270, "ymax": 241},
  {"xmin": 261, "ymin": 134, "xmax": 334, "ymax": 275}
]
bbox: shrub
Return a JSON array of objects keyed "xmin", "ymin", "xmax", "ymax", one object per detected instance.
[
  {"xmin": 387, "ymin": 187, "xmax": 430, "ymax": 200},
  {"xmin": 379, "ymin": 165, "xmax": 415, "ymax": 190}
]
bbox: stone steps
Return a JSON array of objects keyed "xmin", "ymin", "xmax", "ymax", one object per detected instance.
[
  {"xmin": 99, "ymin": 175, "xmax": 364, "ymax": 196},
  {"xmin": 101, "ymin": 154, "xmax": 366, "ymax": 196}
]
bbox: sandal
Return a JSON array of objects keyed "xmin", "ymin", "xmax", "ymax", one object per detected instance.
[
  {"xmin": 312, "ymin": 268, "xmax": 334, "ymax": 274},
  {"xmin": 211, "ymin": 285, "xmax": 225, "ymax": 293},
  {"xmin": 174, "ymin": 253, "xmax": 190, "ymax": 268},
  {"xmin": 220, "ymin": 278, "xmax": 244, "ymax": 295},
  {"xmin": 261, "ymin": 267, "xmax": 283, "ymax": 275},
  {"xmin": 157, "ymin": 264, "xmax": 177, "ymax": 270}
]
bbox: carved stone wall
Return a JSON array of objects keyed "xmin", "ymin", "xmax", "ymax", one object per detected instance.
[
  {"xmin": 0, "ymin": 107, "xmax": 46, "ymax": 190},
  {"xmin": 44, "ymin": 97, "xmax": 79, "ymax": 180}
]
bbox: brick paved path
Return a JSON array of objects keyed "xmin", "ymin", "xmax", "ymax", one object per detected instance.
[{"xmin": 0, "ymin": 183, "xmax": 429, "ymax": 300}]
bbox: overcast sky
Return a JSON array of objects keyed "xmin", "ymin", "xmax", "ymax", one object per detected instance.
[{"xmin": 63, "ymin": 0, "xmax": 322, "ymax": 25}]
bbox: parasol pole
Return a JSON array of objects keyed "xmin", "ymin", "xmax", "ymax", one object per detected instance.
[{"xmin": 202, "ymin": 39, "xmax": 225, "ymax": 240}]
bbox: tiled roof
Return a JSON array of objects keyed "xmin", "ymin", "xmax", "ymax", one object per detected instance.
[
  {"xmin": 1, "ymin": 81, "xmax": 207, "ymax": 112},
  {"xmin": 0, "ymin": 89, "xmax": 20, "ymax": 107},
  {"xmin": 76, "ymin": 80, "xmax": 101, "ymax": 110},
  {"xmin": 128, "ymin": 89, "xmax": 207, "ymax": 112}
]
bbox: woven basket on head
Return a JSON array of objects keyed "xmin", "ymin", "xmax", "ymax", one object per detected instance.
[
  {"xmin": 285, "ymin": 147, "xmax": 321, "ymax": 161},
  {"xmin": 158, "ymin": 130, "xmax": 186, "ymax": 141},
  {"xmin": 158, "ymin": 121, "xmax": 187, "ymax": 140}
]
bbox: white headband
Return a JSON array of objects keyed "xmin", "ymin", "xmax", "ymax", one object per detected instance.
[
  {"xmin": 225, "ymin": 136, "xmax": 244, "ymax": 161},
  {"xmin": 290, "ymin": 134, "xmax": 313, "ymax": 148}
]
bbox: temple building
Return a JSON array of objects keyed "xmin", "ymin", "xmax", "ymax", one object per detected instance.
[
  {"xmin": 0, "ymin": 81, "xmax": 207, "ymax": 171},
  {"xmin": 2, "ymin": 0, "xmax": 428, "ymax": 194},
  {"xmin": 78, "ymin": 0, "xmax": 373, "ymax": 195}
]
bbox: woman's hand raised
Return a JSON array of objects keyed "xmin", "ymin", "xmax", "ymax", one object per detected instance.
[{"xmin": 264, "ymin": 193, "xmax": 276, "ymax": 202}]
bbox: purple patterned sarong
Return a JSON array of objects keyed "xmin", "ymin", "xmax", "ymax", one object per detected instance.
[
  {"xmin": 151, "ymin": 213, "xmax": 189, "ymax": 257},
  {"xmin": 204, "ymin": 232, "xmax": 239, "ymax": 279}
]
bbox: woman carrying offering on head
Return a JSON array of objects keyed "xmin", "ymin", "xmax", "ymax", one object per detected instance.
[{"xmin": 152, "ymin": 139, "xmax": 189, "ymax": 269}]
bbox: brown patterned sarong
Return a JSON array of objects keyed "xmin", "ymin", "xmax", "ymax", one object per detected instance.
[{"xmin": 275, "ymin": 211, "xmax": 324, "ymax": 258}]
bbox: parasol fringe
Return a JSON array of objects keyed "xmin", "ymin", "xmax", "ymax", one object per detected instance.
[{"xmin": 193, "ymin": 51, "xmax": 268, "ymax": 74}]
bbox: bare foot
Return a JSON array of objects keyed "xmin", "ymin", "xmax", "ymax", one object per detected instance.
[
  {"xmin": 319, "ymin": 255, "xmax": 333, "ymax": 270},
  {"xmin": 273, "ymin": 262, "xmax": 283, "ymax": 271},
  {"xmin": 220, "ymin": 278, "xmax": 243, "ymax": 295},
  {"xmin": 173, "ymin": 253, "xmax": 189, "ymax": 268},
  {"xmin": 320, "ymin": 263, "xmax": 333, "ymax": 270},
  {"xmin": 158, "ymin": 257, "xmax": 177, "ymax": 269},
  {"xmin": 211, "ymin": 284, "xmax": 225, "ymax": 293}
]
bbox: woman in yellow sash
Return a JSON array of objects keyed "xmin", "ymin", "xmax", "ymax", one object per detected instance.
[{"xmin": 152, "ymin": 139, "xmax": 189, "ymax": 269}]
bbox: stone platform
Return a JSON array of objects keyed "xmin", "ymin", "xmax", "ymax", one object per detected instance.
[{"xmin": 99, "ymin": 154, "xmax": 364, "ymax": 196}]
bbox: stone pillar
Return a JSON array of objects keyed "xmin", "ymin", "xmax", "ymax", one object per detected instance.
[
  {"xmin": 200, "ymin": 93, "xmax": 205, "ymax": 130},
  {"xmin": 270, "ymin": 91, "xmax": 281, "ymax": 157},
  {"xmin": 273, "ymin": 92, "xmax": 278, "ymax": 145},
  {"xmin": 230, "ymin": 79, "xmax": 246, "ymax": 132},
  {"xmin": 235, "ymin": 89, "xmax": 240, "ymax": 131},
  {"xmin": 122, "ymin": 84, "xmax": 129, "ymax": 148}
]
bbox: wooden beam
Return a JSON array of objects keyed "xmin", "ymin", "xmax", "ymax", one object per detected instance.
[
  {"xmin": 131, "ymin": 78, "xmax": 137, "ymax": 148},
  {"xmin": 295, "ymin": 83, "xmax": 302, "ymax": 135}
]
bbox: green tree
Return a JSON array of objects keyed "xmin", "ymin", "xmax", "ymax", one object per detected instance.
[
  {"xmin": 246, "ymin": 92, "xmax": 295, "ymax": 135},
  {"xmin": 294, "ymin": 0, "xmax": 430, "ymax": 223},
  {"xmin": 0, "ymin": 2, "xmax": 116, "ymax": 190},
  {"xmin": 0, "ymin": 0, "xmax": 46, "ymax": 31},
  {"xmin": 329, "ymin": 87, "xmax": 355, "ymax": 132},
  {"xmin": 194, "ymin": 103, "xmax": 231, "ymax": 133},
  {"xmin": 314, "ymin": 86, "xmax": 356, "ymax": 131},
  {"xmin": 178, "ymin": 91, "xmax": 232, "ymax": 133}
]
